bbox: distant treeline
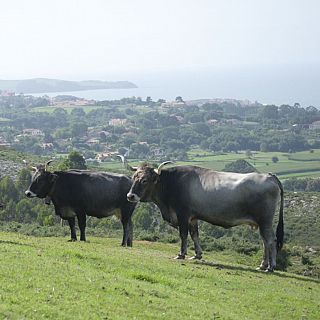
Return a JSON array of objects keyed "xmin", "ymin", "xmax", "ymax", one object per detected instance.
[{"xmin": 283, "ymin": 177, "xmax": 320, "ymax": 192}]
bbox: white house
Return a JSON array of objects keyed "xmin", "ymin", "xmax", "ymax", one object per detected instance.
[
  {"xmin": 309, "ymin": 121, "xmax": 320, "ymax": 130},
  {"xmin": 22, "ymin": 129, "xmax": 44, "ymax": 137}
]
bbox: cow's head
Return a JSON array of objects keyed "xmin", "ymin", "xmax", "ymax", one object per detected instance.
[
  {"xmin": 25, "ymin": 160, "xmax": 57, "ymax": 199},
  {"xmin": 118, "ymin": 156, "xmax": 173, "ymax": 203}
]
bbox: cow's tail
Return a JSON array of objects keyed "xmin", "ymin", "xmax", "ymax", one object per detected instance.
[{"xmin": 269, "ymin": 173, "xmax": 284, "ymax": 251}]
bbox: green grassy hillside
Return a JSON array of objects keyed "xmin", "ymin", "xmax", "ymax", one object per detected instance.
[{"xmin": 0, "ymin": 233, "xmax": 319, "ymax": 319}]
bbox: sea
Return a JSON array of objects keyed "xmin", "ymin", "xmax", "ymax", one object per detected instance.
[{"xmin": 31, "ymin": 67, "xmax": 320, "ymax": 108}]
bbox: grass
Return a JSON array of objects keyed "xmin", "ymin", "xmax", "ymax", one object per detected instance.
[
  {"xmin": 0, "ymin": 232, "xmax": 319, "ymax": 319},
  {"xmin": 31, "ymin": 104, "xmax": 159, "ymax": 115},
  {"xmin": 0, "ymin": 117, "xmax": 11, "ymax": 122},
  {"xmin": 95, "ymin": 149, "xmax": 320, "ymax": 179},
  {"xmin": 31, "ymin": 105, "xmax": 105, "ymax": 114}
]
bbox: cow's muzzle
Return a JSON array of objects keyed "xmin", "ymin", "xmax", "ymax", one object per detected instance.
[
  {"xmin": 25, "ymin": 190, "xmax": 37, "ymax": 198},
  {"xmin": 127, "ymin": 192, "xmax": 140, "ymax": 203}
]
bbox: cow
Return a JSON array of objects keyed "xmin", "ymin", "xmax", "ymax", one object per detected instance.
[
  {"xmin": 122, "ymin": 158, "xmax": 284, "ymax": 272},
  {"xmin": 25, "ymin": 161, "xmax": 137, "ymax": 246}
]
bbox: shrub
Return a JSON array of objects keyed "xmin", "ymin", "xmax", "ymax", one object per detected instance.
[
  {"xmin": 276, "ymin": 246, "xmax": 292, "ymax": 271},
  {"xmin": 223, "ymin": 159, "xmax": 257, "ymax": 173}
]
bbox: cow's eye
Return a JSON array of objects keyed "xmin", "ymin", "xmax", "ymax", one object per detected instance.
[{"xmin": 141, "ymin": 179, "xmax": 147, "ymax": 184}]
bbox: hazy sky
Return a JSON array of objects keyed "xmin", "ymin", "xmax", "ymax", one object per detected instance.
[{"xmin": 1, "ymin": 0, "xmax": 319, "ymax": 81}]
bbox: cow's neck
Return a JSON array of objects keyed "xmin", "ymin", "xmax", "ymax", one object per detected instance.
[
  {"xmin": 151, "ymin": 178, "xmax": 173, "ymax": 224},
  {"xmin": 44, "ymin": 174, "xmax": 59, "ymax": 204}
]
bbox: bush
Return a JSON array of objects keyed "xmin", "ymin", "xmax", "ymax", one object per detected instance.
[
  {"xmin": 301, "ymin": 255, "xmax": 313, "ymax": 266},
  {"xmin": 223, "ymin": 159, "xmax": 257, "ymax": 173},
  {"xmin": 276, "ymin": 246, "xmax": 292, "ymax": 271}
]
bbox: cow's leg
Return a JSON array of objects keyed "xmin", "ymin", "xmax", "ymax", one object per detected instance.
[
  {"xmin": 77, "ymin": 212, "xmax": 86, "ymax": 241},
  {"xmin": 67, "ymin": 217, "xmax": 77, "ymax": 241},
  {"xmin": 188, "ymin": 220, "xmax": 202, "ymax": 260},
  {"xmin": 259, "ymin": 225, "xmax": 277, "ymax": 272},
  {"xmin": 258, "ymin": 239, "xmax": 269, "ymax": 271},
  {"xmin": 120, "ymin": 213, "xmax": 130, "ymax": 247},
  {"xmin": 126, "ymin": 218, "xmax": 133, "ymax": 247},
  {"xmin": 175, "ymin": 221, "xmax": 188, "ymax": 259},
  {"xmin": 122, "ymin": 204, "xmax": 135, "ymax": 247}
]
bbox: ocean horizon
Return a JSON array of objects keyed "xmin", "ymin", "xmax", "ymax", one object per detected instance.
[{"xmin": 30, "ymin": 67, "xmax": 320, "ymax": 108}]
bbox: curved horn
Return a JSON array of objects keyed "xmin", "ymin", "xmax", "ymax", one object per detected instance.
[
  {"xmin": 154, "ymin": 161, "xmax": 174, "ymax": 175},
  {"xmin": 45, "ymin": 160, "xmax": 54, "ymax": 171},
  {"xmin": 116, "ymin": 155, "xmax": 137, "ymax": 172}
]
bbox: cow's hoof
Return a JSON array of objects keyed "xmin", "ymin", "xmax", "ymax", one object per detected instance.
[
  {"xmin": 265, "ymin": 268, "xmax": 274, "ymax": 273},
  {"xmin": 189, "ymin": 255, "xmax": 202, "ymax": 260},
  {"xmin": 256, "ymin": 264, "xmax": 268, "ymax": 271},
  {"xmin": 174, "ymin": 254, "xmax": 185, "ymax": 260},
  {"xmin": 68, "ymin": 239, "xmax": 77, "ymax": 242}
]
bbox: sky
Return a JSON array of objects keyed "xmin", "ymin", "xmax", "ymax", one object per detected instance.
[{"xmin": 0, "ymin": 0, "xmax": 320, "ymax": 105}]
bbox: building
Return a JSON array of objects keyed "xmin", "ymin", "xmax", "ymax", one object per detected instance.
[
  {"xmin": 309, "ymin": 121, "xmax": 320, "ymax": 130},
  {"xmin": 22, "ymin": 129, "xmax": 44, "ymax": 137},
  {"xmin": 109, "ymin": 118, "xmax": 127, "ymax": 126}
]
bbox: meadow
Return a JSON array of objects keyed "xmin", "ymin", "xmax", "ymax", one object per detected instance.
[
  {"xmin": 31, "ymin": 105, "xmax": 104, "ymax": 114},
  {"xmin": 97, "ymin": 149, "xmax": 320, "ymax": 179},
  {"xmin": 0, "ymin": 232, "xmax": 319, "ymax": 320},
  {"xmin": 31, "ymin": 104, "xmax": 151, "ymax": 115}
]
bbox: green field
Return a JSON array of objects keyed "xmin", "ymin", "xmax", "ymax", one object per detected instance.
[
  {"xmin": 97, "ymin": 149, "xmax": 320, "ymax": 179},
  {"xmin": 0, "ymin": 117, "xmax": 11, "ymax": 122},
  {"xmin": 31, "ymin": 105, "xmax": 104, "ymax": 114},
  {"xmin": 31, "ymin": 104, "xmax": 152, "ymax": 115},
  {"xmin": 0, "ymin": 232, "xmax": 319, "ymax": 319}
]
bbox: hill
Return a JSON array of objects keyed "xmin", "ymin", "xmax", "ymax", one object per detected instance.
[
  {"xmin": 0, "ymin": 232, "xmax": 319, "ymax": 319},
  {"xmin": 0, "ymin": 78, "xmax": 137, "ymax": 94}
]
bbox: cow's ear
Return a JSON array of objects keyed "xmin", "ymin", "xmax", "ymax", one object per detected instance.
[{"xmin": 50, "ymin": 174, "xmax": 58, "ymax": 183}]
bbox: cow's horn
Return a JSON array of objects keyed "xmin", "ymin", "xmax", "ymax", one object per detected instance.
[
  {"xmin": 31, "ymin": 166, "xmax": 38, "ymax": 172},
  {"xmin": 154, "ymin": 161, "xmax": 174, "ymax": 175},
  {"xmin": 117, "ymin": 155, "xmax": 137, "ymax": 172},
  {"xmin": 45, "ymin": 160, "xmax": 54, "ymax": 171}
]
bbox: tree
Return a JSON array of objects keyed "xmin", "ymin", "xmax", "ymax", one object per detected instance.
[
  {"xmin": 245, "ymin": 150, "xmax": 253, "ymax": 158},
  {"xmin": 306, "ymin": 179, "xmax": 320, "ymax": 192},
  {"xmin": 15, "ymin": 198, "xmax": 37, "ymax": 223},
  {"xmin": 175, "ymin": 96, "xmax": 184, "ymax": 103},
  {"xmin": 0, "ymin": 176, "xmax": 19, "ymax": 202},
  {"xmin": 223, "ymin": 159, "xmax": 257, "ymax": 173},
  {"xmin": 260, "ymin": 105, "xmax": 278, "ymax": 119},
  {"xmin": 15, "ymin": 168, "xmax": 32, "ymax": 194},
  {"xmin": 60, "ymin": 151, "xmax": 87, "ymax": 170},
  {"xmin": 146, "ymin": 96, "xmax": 153, "ymax": 104},
  {"xmin": 71, "ymin": 122, "xmax": 88, "ymax": 138},
  {"xmin": 133, "ymin": 203, "xmax": 155, "ymax": 230},
  {"xmin": 272, "ymin": 156, "xmax": 279, "ymax": 163},
  {"xmin": 70, "ymin": 108, "xmax": 86, "ymax": 117}
]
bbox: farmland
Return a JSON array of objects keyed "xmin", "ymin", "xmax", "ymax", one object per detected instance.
[
  {"xmin": 30, "ymin": 105, "xmax": 105, "ymax": 114},
  {"xmin": 0, "ymin": 232, "xmax": 319, "ymax": 319},
  {"xmin": 97, "ymin": 149, "xmax": 320, "ymax": 179}
]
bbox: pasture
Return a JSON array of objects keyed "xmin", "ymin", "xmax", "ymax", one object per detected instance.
[
  {"xmin": 0, "ymin": 232, "xmax": 319, "ymax": 319},
  {"xmin": 31, "ymin": 104, "xmax": 151, "ymax": 115},
  {"xmin": 97, "ymin": 149, "xmax": 320, "ymax": 179},
  {"xmin": 30, "ymin": 105, "xmax": 104, "ymax": 114}
]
